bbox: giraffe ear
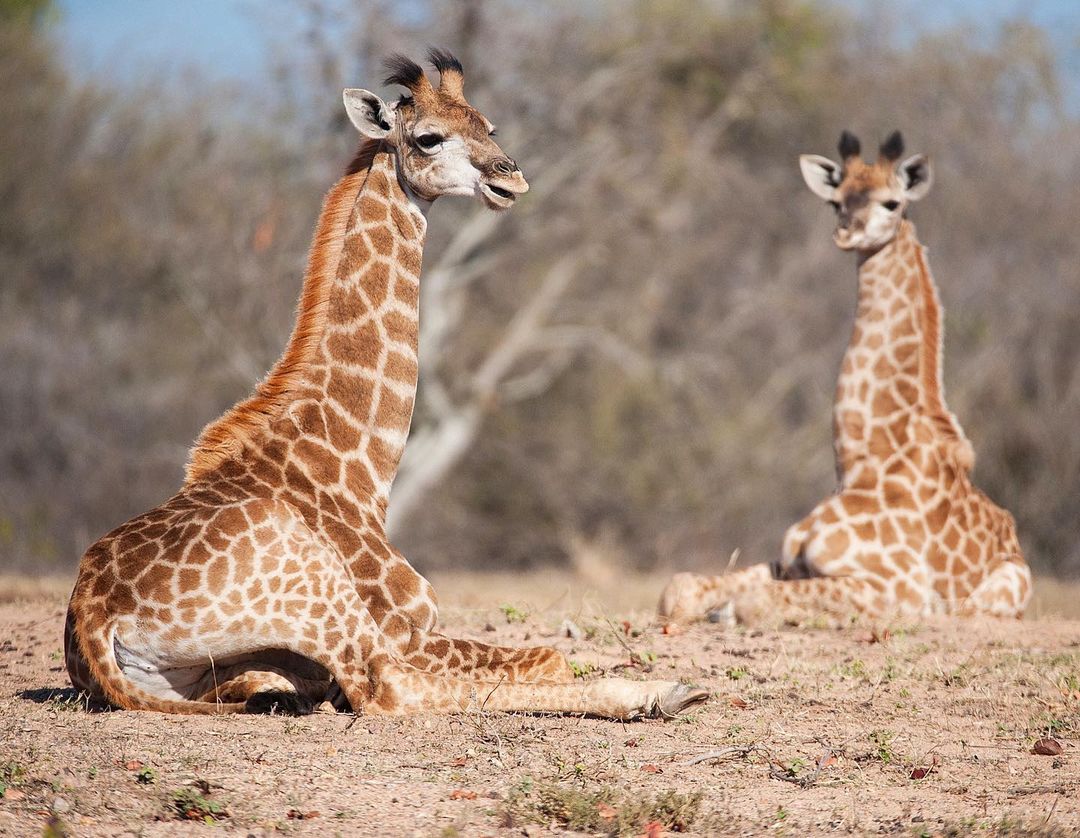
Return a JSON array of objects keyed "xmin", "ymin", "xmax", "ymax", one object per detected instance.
[
  {"xmin": 800, "ymin": 154, "xmax": 841, "ymax": 201},
  {"xmin": 898, "ymin": 153, "xmax": 932, "ymax": 201},
  {"xmin": 343, "ymin": 89, "xmax": 396, "ymax": 139}
]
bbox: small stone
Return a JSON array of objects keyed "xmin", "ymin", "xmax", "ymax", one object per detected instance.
[{"xmin": 51, "ymin": 796, "xmax": 71, "ymax": 814}]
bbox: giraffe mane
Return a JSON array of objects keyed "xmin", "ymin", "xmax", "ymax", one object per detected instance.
[
  {"xmin": 183, "ymin": 140, "xmax": 382, "ymax": 484},
  {"xmin": 909, "ymin": 228, "xmax": 975, "ymax": 471}
]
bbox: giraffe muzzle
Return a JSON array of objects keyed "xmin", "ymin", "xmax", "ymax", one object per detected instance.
[{"xmin": 479, "ymin": 169, "xmax": 529, "ymax": 210}]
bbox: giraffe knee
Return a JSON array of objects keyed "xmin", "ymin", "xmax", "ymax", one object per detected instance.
[
  {"xmin": 657, "ymin": 572, "xmax": 709, "ymax": 621},
  {"xmin": 535, "ymin": 648, "xmax": 574, "ymax": 682}
]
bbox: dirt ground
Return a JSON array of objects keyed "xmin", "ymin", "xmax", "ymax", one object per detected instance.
[{"xmin": 1, "ymin": 571, "xmax": 1078, "ymax": 837}]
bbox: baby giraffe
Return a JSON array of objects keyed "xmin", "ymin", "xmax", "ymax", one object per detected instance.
[
  {"xmin": 65, "ymin": 51, "xmax": 707, "ymax": 719},
  {"xmin": 658, "ymin": 130, "xmax": 1031, "ymax": 626}
]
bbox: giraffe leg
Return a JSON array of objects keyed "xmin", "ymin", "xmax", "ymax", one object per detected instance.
[
  {"xmin": 317, "ymin": 600, "xmax": 707, "ymax": 718},
  {"xmin": 657, "ymin": 565, "xmax": 772, "ymax": 623},
  {"xmin": 403, "ymin": 635, "xmax": 575, "ymax": 683},
  {"xmin": 731, "ymin": 575, "xmax": 920, "ymax": 626},
  {"xmin": 191, "ymin": 664, "xmax": 330, "ymax": 714},
  {"xmin": 957, "ymin": 559, "xmax": 1032, "ymax": 618},
  {"xmin": 360, "ymin": 661, "xmax": 709, "ymax": 719},
  {"xmin": 245, "ymin": 538, "xmax": 709, "ymax": 720},
  {"xmin": 356, "ymin": 544, "xmax": 575, "ymax": 683}
]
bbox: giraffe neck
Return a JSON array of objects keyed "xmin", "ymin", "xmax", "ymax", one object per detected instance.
[
  {"xmin": 833, "ymin": 220, "xmax": 971, "ymax": 481},
  {"xmin": 186, "ymin": 142, "xmax": 428, "ymax": 517}
]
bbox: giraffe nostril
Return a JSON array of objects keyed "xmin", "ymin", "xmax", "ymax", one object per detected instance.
[{"xmin": 492, "ymin": 157, "xmax": 517, "ymax": 176}]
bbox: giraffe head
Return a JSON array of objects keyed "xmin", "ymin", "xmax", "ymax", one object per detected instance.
[
  {"xmin": 800, "ymin": 130, "xmax": 932, "ymax": 251},
  {"xmin": 342, "ymin": 49, "xmax": 528, "ymax": 210}
]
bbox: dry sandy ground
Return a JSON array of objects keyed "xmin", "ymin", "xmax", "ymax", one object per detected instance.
[{"xmin": 0, "ymin": 571, "xmax": 1078, "ymax": 837}]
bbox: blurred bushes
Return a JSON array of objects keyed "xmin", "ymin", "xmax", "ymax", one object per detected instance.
[{"xmin": 1, "ymin": 0, "xmax": 1077, "ymax": 577}]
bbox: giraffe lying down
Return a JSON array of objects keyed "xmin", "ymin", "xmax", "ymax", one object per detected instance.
[
  {"xmin": 64, "ymin": 51, "xmax": 707, "ymax": 720},
  {"xmin": 659, "ymin": 130, "xmax": 1031, "ymax": 626}
]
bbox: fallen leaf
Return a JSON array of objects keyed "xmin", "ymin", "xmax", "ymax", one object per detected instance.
[
  {"xmin": 123, "ymin": 760, "xmax": 143, "ymax": 771},
  {"xmin": 910, "ymin": 755, "xmax": 939, "ymax": 779},
  {"xmin": 729, "ymin": 696, "xmax": 748, "ymax": 709},
  {"xmin": 450, "ymin": 756, "xmax": 468, "ymax": 767},
  {"xmin": 621, "ymin": 620, "xmax": 633, "ymax": 635},
  {"xmin": 643, "ymin": 820, "xmax": 664, "ymax": 838},
  {"xmin": 624, "ymin": 738, "xmax": 640, "ymax": 748},
  {"xmin": 1032, "ymin": 738, "xmax": 1063, "ymax": 756},
  {"xmin": 1, "ymin": 788, "xmax": 26, "ymax": 802},
  {"xmin": 286, "ymin": 809, "xmax": 320, "ymax": 820},
  {"xmin": 596, "ymin": 802, "xmax": 617, "ymax": 820},
  {"xmin": 641, "ymin": 764, "xmax": 662, "ymax": 774},
  {"xmin": 820, "ymin": 754, "xmax": 838, "ymax": 769},
  {"xmin": 449, "ymin": 789, "xmax": 477, "ymax": 800},
  {"xmin": 661, "ymin": 623, "xmax": 683, "ymax": 636}
]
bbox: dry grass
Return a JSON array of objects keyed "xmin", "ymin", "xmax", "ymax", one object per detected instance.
[{"xmin": 1, "ymin": 568, "xmax": 1078, "ymax": 835}]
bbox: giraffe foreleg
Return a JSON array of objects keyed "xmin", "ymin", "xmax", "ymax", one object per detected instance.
[
  {"xmin": 656, "ymin": 565, "xmax": 773, "ymax": 623},
  {"xmin": 731, "ymin": 575, "xmax": 919, "ymax": 626},
  {"xmin": 242, "ymin": 530, "xmax": 708, "ymax": 719},
  {"xmin": 362, "ymin": 660, "xmax": 709, "ymax": 719},
  {"xmin": 956, "ymin": 558, "xmax": 1032, "ymax": 618},
  {"xmin": 310, "ymin": 582, "xmax": 707, "ymax": 718},
  {"xmin": 403, "ymin": 635, "xmax": 576, "ymax": 683}
]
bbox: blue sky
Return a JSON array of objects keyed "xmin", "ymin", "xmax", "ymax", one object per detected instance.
[
  {"xmin": 56, "ymin": 0, "xmax": 277, "ymax": 83},
  {"xmin": 56, "ymin": 0, "xmax": 1080, "ymax": 86}
]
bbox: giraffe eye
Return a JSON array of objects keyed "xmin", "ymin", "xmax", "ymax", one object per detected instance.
[
  {"xmin": 882, "ymin": 200, "xmax": 900, "ymax": 211},
  {"xmin": 416, "ymin": 133, "xmax": 443, "ymax": 150}
]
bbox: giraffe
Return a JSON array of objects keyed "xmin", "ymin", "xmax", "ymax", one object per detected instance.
[
  {"xmin": 64, "ymin": 51, "xmax": 708, "ymax": 720},
  {"xmin": 657, "ymin": 130, "xmax": 1031, "ymax": 626}
]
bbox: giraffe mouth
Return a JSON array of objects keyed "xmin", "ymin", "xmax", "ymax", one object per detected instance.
[{"xmin": 479, "ymin": 181, "xmax": 517, "ymax": 209}]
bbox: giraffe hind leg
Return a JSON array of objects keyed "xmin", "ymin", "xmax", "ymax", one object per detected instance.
[{"xmin": 190, "ymin": 664, "xmax": 330, "ymax": 715}]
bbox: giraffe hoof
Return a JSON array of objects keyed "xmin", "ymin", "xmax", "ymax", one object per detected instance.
[
  {"xmin": 655, "ymin": 683, "xmax": 710, "ymax": 718},
  {"xmin": 705, "ymin": 601, "xmax": 736, "ymax": 627},
  {"xmin": 244, "ymin": 691, "xmax": 315, "ymax": 716}
]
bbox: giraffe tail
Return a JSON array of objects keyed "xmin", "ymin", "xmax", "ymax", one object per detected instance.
[{"xmin": 66, "ymin": 604, "xmax": 247, "ymax": 715}]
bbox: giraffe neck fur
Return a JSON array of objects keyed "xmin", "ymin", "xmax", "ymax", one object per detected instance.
[
  {"xmin": 186, "ymin": 142, "xmax": 427, "ymax": 518},
  {"xmin": 834, "ymin": 220, "xmax": 972, "ymax": 481}
]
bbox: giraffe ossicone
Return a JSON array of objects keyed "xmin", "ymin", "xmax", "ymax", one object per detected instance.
[
  {"xmin": 64, "ymin": 51, "xmax": 707, "ymax": 720},
  {"xmin": 659, "ymin": 129, "xmax": 1031, "ymax": 626}
]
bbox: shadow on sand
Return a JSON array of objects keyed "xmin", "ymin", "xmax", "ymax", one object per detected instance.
[{"xmin": 18, "ymin": 686, "xmax": 112, "ymax": 712}]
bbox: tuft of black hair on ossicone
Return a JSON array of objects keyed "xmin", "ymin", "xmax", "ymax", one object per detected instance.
[
  {"xmin": 427, "ymin": 46, "xmax": 463, "ymax": 75},
  {"xmin": 383, "ymin": 54, "xmax": 425, "ymax": 90},
  {"xmin": 879, "ymin": 130, "xmax": 905, "ymax": 162},
  {"xmin": 838, "ymin": 129, "xmax": 861, "ymax": 160}
]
